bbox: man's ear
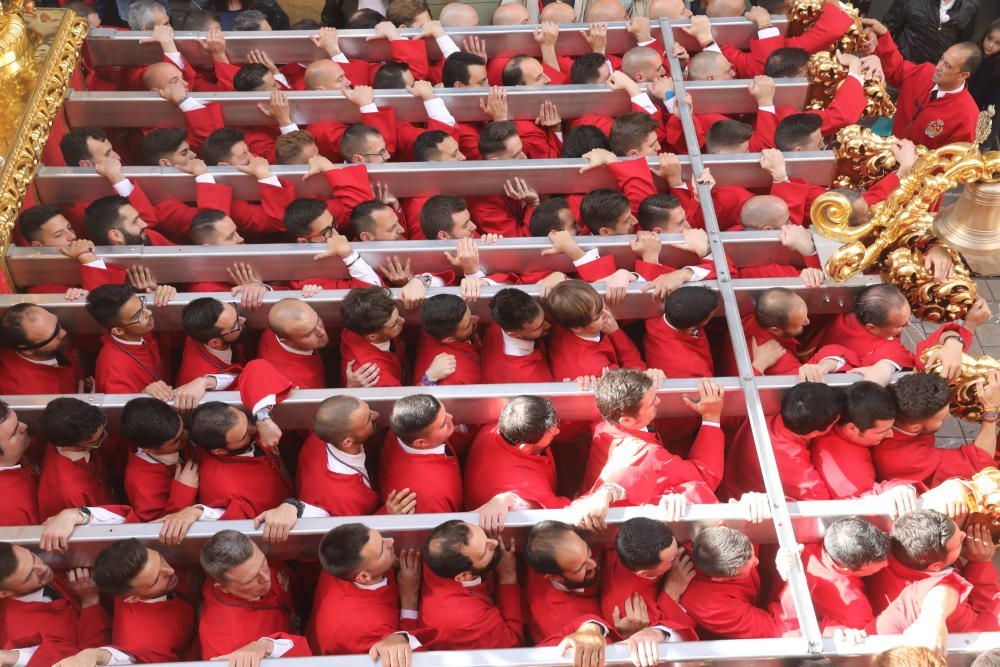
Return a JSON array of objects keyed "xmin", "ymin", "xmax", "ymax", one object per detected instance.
[
  {"xmin": 79, "ymin": 160, "xmax": 95, "ymax": 168},
  {"xmin": 364, "ymin": 332, "xmax": 382, "ymax": 344},
  {"xmin": 354, "ymin": 570, "xmax": 373, "ymax": 585},
  {"xmin": 765, "ymin": 326, "xmax": 784, "ymax": 338},
  {"xmin": 436, "ymin": 231, "xmax": 452, "ymax": 241},
  {"xmin": 454, "ymin": 571, "xmax": 477, "ymax": 583},
  {"xmin": 210, "ymin": 447, "xmax": 229, "ymax": 457},
  {"xmin": 598, "ymin": 228, "xmax": 611, "ymax": 236},
  {"xmin": 123, "ymin": 593, "xmax": 142, "ymax": 604},
  {"xmin": 0, "ymin": 590, "xmax": 14, "ymax": 599},
  {"xmin": 110, "ymin": 324, "xmax": 127, "ymax": 338},
  {"xmin": 157, "ymin": 158, "xmax": 173, "ymax": 168},
  {"xmin": 359, "ymin": 232, "xmax": 374, "ymax": 242},
  {"xmin": 296, "ymin": 237, "xmax": 309, "ymax": 244},
  {"xmin": 29, "ymin": 240, "xmax": 42, "ymax": 248},
  {"xmin": 107, "ymin": 229, "xmax": 125, "ymax": 245},
  {"xmin": 350, "ymin": 155, "xmax": 364, "ymax": 164}
]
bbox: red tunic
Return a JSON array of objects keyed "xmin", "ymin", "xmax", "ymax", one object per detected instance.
[
  {"xmin": 0, "ymin": 347, "xmax": 83, "ymax": 396},
  {"xmin": 680, "ymin": 568, "xmax": 795, "ymax": 639},
  {"xmin": 196, "ymin": 448, "xmax": 293, "ymax": 520},
  {"xmin": 176, "ymin": 337, "xmax": 242, "ymax": 387},
  {"xmin": 599, "ymin": 551, "xmax": 698, "ymax": 641},
  {"xmin": 547, "ymin": 325, "xmax": 646, "ymax": 381},
  {"xmin": 871, "ymin": 427, "xmax": 996, "ymax": 488},
  {"xmin": 776, "ymin": 75, "xmax": 867, "ymax": 136},
  {"xmin": 257, "ymin": 329, "xmax": 325, "ymax": 390},
  {"xmin": 123, "ymin": 451, "xmax": 198, "ymax": 521},
  {"xmin": 296, "ymin": 433, "xmax": 380, "ymax": 516},
  {"xmin": 868, "ymin": 555, "xmax": 999, "ymax": 622},
  {"xmin": 37, "ymin": 447, "xmax": 117, "ymax": 521},
  {"xmin": 584, "ymin": 421, "xmax": 660, "ymax": 494},
  {"xmin": 412, "ymin": 333, "xmax": 482, "ymax": 386},
  {"xmin": 463, "ymin": 423, "xmax": 567, "ymax": 511},
  {"xmin": 722, "ymin": 414, "xmax": 831, "ymax": 502},
  {"xmin": 644, "ymin": 316, "xmax": 713, "ymax": 378},
  {"xmin": 2, "ymin": 633, "xmax": 77, "ymax": 666},
  {"xmin": 467, "ymin": 195, "xmax": 529, "ymax": 238},
  {"xmin": 94, "ymin": 333, "xmax": 167, "ymax": 394},
  {"xmin": 0, "ymin": 466, "xmax": 39, "ymax": 526},
  {"xmin": 799, "ymin": 543, "xmax": 875, "ymax": 630},
  {"xmin": 419, "ymin": 567, "xmax": 524, "ymax": 649},
  {"xmin": 340, "ymin": 329, "xmax": 407, "ymax": 387},
  {"xmin": 811, "ymin": 314, "xmax": 968, "ymax": 371},
  {"xmin": 525, "ymin": 568, "xmax": 601, "ymax": 643},
  {"xmin": 811, "ymin": 428, "xmax": 924, "ymax": 499},
  {"xmin": 110, "ymin": 594, "xmax": 197, "ymax": 663},
  {"xmin": 377, "ymin": 434, "xmax": 462, "ymax": 513},
  {"xmin": 480, "ymin": 325, "xmax": 554, "ymax": 383},
  {"xmin": 0, "ymin": 575, "xmax": 111, "ymax": 649},
  {"xmin": 870, "ymin": 568, "xmax": 1000, "ymax": 633}
]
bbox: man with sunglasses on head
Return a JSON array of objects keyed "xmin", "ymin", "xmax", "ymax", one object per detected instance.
[{"xmin": 0, "ymin": 304, "xmax": 89, "ymax": 396}]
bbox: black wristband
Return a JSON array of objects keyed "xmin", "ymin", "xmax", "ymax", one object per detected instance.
[{"xmin": 282, "ymin": 498, "xmax": 305, "ymax": 518}]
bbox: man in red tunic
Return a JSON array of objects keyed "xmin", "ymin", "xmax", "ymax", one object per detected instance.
[
  {"xmin": 340, "ymin": 286, "xmax": 410, "ymax": 387},
  {"xmin": 0, "ymin": 402, "xmax": 39, "ymax": 527},
  {"xmin": 0, "ymin": 543, "xmax": 110, "ymax": 649},
  {"xmin": 198, "ymin": 530, "xmax": 311, "ymax": 660},
  {"xmin": 413, "ymin": 294, "xmax": 482, "ymax": 386},
  {"xmin": 257, "ymin": 298, "xmax": 329, "ymax": 390},
  {"xmin": 420, "ymin": 519, "xmax": 524, "ymax": 649},
  {"xmin": 482, "ymin": 289, "xmax": 555, "ymax": 383},
  {"xmin": 0, "ymin": 304, "xmax": 86, "ymax": 395},
  {"xmin": 176, "ymin": 298, "xmax": 248, "ymax": 388},
  {"xmin": 309, "ymin": 523, "xmax": 429, "ymax": 660},
  {"xmin": 645, "ymin": 286, "xmax": 717, "ymax": 379},
  {"xmin": 864, "ymin": 18, "xmax": 981, "ymax": 149}
]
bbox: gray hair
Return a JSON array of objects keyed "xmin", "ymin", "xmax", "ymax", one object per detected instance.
[
  {"xmin": 200, "ymin": 529, "xmax": 254, "ymax": 583},
  {"xmin": 127, "ymin": 0, "xmax": 167, "ymax": 30}
]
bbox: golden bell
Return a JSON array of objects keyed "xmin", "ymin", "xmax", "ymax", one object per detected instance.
[{"xmin": 933, "ymin": 180, "xmax": 1000, "ymax": 276}]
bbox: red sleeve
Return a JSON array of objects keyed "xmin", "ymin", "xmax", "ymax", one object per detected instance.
[
  {"xmin": 748, "ymin": 34, "xmax": 783, "ymax": 70},
  {"xmin": 686, "ymin": 423, "xmax": 725, "ymax": 491},
  {"xmin": 213, "ymin": 60, "xmax": 240, "ymax": 91},
  {"xmin": 914, "ymin": 323, "xmax": 973, "ymax": 369},
  {"xmin": 76, "ymin": 602, "xmax": 112, "ymax": 648},
  {"xmin": 784, "ymin": 3, "xmax": 856, "ymax": 54},
  {"xmin": 512, "ymin": 120, "xmax": 562, "ymax": 160},
  {"xmin": 454, "ymin": 121, "xmax": 483, "ymax": 160},
  {"xmin": 575, "ymin": 254, "xmax": 618, "ymax": 282},
  {"xmin": 341, "ymin": 59, "xmax": 373, "ymax": 87},
  {"xmin": 182, "ymin": 103, "xmax": 225, "ymax": 154},
  {"xmin": 874, "ymin": 32, "xmax": 918, "ymax": 90},
  {"xmin": 720, "ymin": 45, "xmax": 765, "ymax": 79},
  {"xmin": 243, "ymin": 128, "xmax": 279, "ymax": 164},
  {"xmin": 770, "ymin": 178, "xmax": 827, "ymax": 227},
  {"xmin": 492, "ymin": 582, "xmax": 526, "ymax": 647},
  {"xmin": 687, "ymin": 588, "xmax": 791, "ymax": 639},
  {"xmin": 325, "ymin": 164, "xmax": 374, "ymax": 217},
  {"xmin": 608, "ymin": 328, "xmax": 646, "ymax": 371},
  {"xmin": 814, "ymin": 75, "xmax": 867, "ymax": 135},
  {"xmin": 388, "ymin": 39, "xmax": 430, "ymax": 81},
  {"xmin": 165, "ymin": 478, "xmax": 199, "ymax": 514},
  {"xmin": 259, "ymin": 178, "xmax": 301, "ymax": 229},
  {"xmin": 608, "ymin": 158, "xmax": 656, "ymax": 214},
  {"xmin": 864, "ymin": 172, "xmax": 900, "ymax": 206},
  {"xmin": 124, "ymin": 180, "xmax": 162, "ymax": 227},
  {"xmin": 748, "ymin": 110, "xmax": 777, "ymax": 151},
  {"xmin": 238, "ymin": 359, "xmax": 293, "ymax": 408},
  {"xmin": 542, "ymin": 62, "xmax": 567, "ymax": 85},
  {"xmin": 80, "ymin": 262, "xmax": 127, "ymax": 291}
]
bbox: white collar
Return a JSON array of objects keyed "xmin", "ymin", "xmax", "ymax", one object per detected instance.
[
  {"xmin": 0, "ymin": 463, "xmax": 22, "ymax": 471},
  {"xmin": 327, "ymin": 446, "xmax": 372, "ymax": 487},
  {"xmin": 276, "ymin": 338, "xmax": 313, "ymax": 356},
  {"xmin": 56, "ymin": 447, "xmax": 90, "ymax": 463},
  {"xmin": 372, "ymin": 339, "xmax": 391, "ymax": 352},
  {"xmin": 15, "ymin": 353, "xmax": 59, "ymax": 366},
  {"xmin": 460, "ymin": 577, "xmax": 482, "ymax": 588},
  {"xmin": 235, "ymin": 447, "xmax": 256, "ymax": 458},
  {"xmin": 575, "ymin": 331, "xmax": 602, "ymax": 343},
  {"xmin": 15, "ymin": 587, "xmax": 52, "ymax": 603},
  {"xmin": 111, "ymin": 334, "xmax": 144, "ymax": 346},
  {"xmin": 932, "ymin": 83, "xmax": 965, "ymax": 96},
  {"xmin": 137, "ymin": 594, "xmax": 168, "ymax": 603},
  {"xmin": 352, "ymin": 577, "xmax": 389, "ymax": 591},
  {"xmin": 500, "ymin": 329, "xmax": 535, "ymax": 357},
  {"xmin": 204, "ymin": 344, "xmax": 232, "ymax": 364},
  {"xmin": 397, "ymin": 437, "xmax": 447, "ymax": 456},
  {"xmin": 136, "ymin": 449, "xmax": 179, "ymax": 466}
]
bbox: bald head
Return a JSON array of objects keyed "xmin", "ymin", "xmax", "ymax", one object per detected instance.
[
  {"xmin": 621, "ymin": 46, "xmax": 664, "ymax": 82},
  {"xmin": 541, "ymin": 1, "xmax": 576, "ymax": 23},
  {"xmin": 648, "ymin": 0, "xmax": 691, "ymax": 18},
  {"xmin": 304, "ymin": 59, "xmax": 348, "ymax": 90},
  {"xmin": 492, "ymin": 3, "xmax": 529, "ymax": 25},
  {"xmin": 755, "ymin": 287, "xmax": 806, "ymax": 332},
  {"xmin": 585, "ymin": 0, "xmax": 626, "ymax": 21},
  {"xmin": 706, "ymin": 0, "xmax": 746, "ymax": 17},
  {"xmin": 314, "ymin": 395, "xmax": 365, "ymax": 447},
  {"xmin": 739, "ymin": 195, "xmax": 789, "ymax": 230},
  {"xmin": 143, "ymin": 62, "xmax": 185, "ymax": 92},
  {"xmin": 439, "ymin": 2, "xmax": 480, "ymax": 26},
  {"xmin": 688, "ymin": 51, "xmax": 733, "ymax": 80}
]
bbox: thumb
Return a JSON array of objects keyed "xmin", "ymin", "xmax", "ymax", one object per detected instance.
[
  {"xmin": 443, "ymin": 252, "xmax": 456, "ymax": 263},
  {"xmin": 253, "ymin": 513, "xmax": 265, "ymax": 528},
  {"xmin": 540, "ymin": 248, "xmax": 560, "ymax": 256},
  {"xmin": 557, "ymin": 637, "xmax": 574, "ymax": 656},
  {"xmin": 368, "ymin": 645, "xmax": 379, "ymax": 660}
]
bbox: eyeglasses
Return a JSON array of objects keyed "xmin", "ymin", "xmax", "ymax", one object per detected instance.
[
  {"xmin": 219, "ymin": 303, "xmax": 245, "ymax": 337},
  {"xmin": 307, "ymin": 224, "xmax": 335, "ymax": 242},
  {"xmin": 359, "ymin": 147, "xmax": 390, "ymax": 159},
  {"xmin": 80, "ymin": 413, "xmax": 110, "ymax": 449},
  {"xmin": 120, "ymin": 295, "xmax": 147, "ymax": 327},
  {"xmin": 16, "ymin": 321, "xmax": 62, "ymax": 352}
]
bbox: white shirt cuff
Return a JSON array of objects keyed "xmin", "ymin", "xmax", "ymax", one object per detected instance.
[
  {"xmin": 259, "ymin": 175, "xmax": 281, "ymax": 187},
  {"xmin": 359, "ymin": 103, "xmax": 379, "ymax": 113},
  {"xmin": 758, "ymin": 105, "xmax": 776, "ymax": 114},
  {"xmin": 86, "ymin": 506, "xmax": 128, "ymax": 524},
  {"xmin": 279, "ymin": 123, "xmax": 300, "ymax": 134},
  {"xmin": 163, "ymin": 52, "xmax": 184, "ymax": 70},
  {"xmin": 758, "ymin": 26, "xmax": 780, "ymax": 39},
  {"xmin": 819, "ymin": 356, "xmax": 847, "ymax": 372},
  {"xmin": 573, "ymin": 248, "xmax": 601, "ymax": 266},
  {"xmin": 342, "ymin": 251, "xmax": 382, "ymax": 286},
  {"xmin": 395, "ymin": 631, "xmax": 422, "ymax": 650},
  {"xmin": 102, "ymin": 647, "xmax": 137, "ymax": 665},
  {"xmin": 436, "ymin": 35, "xmax": 462, "ymax": 58},
  {"xmin": 252, "ymin": 394, "xmax": 276, "ymax": 415},
  {"xmin": 423, "ymin": 97, "xmax": 456, "ymax": 127},
  {"xmin": 194, "ymin": 173, "xmax": 216, "ymax": 184},
  {"xmin": 652, "ymin": 625, "xmax": 682, "ymax": 643},
  {"xmin": 701, "ymin": 421, "xmax": 721, "ymax": 428},
  {"xmin": 12, "ymin": 646, "xmax": 38, "ymax": 667},
  {"xmin": 426, "ymin": 274, "xmax": 446, "ymax": 288},
  {"xmin": 704, "ymin": 42, "xmax": 722, "ymax": 53},
  {"xmin": 178, "ymin": 97, "xmax": 207, "ymax": 112},
  {"xmin": 274, "ymin": 73, "xmax": 290, "ymax": 89},
  {"xmin": 684, "ymin": 265, "xmax": 711, "ymax": 281},
  {"xmin": 83, "ymin": 258, "xmax": 107, "ymax": 269},
  {"xmin": 665, "ymin": 96, "xmax": 677, "ymax": 115},
  {"xmin": 196, "ymin": 505, "xmax": 226, "ymax": 520},
  {"xmin": 333, "ymin": 53, "xmax": 350, "ymax": 63},
  {"xmin": 263, "ymin": 637, "xmax": 294, "ymax": 658},
  {"xmin": 847, "ymin": 72, "xmax": 865, "ymax": 85},
  {"xmin": 301, "ymin": 501, "xmax": 332, "ymax": 518},
  {"xmin": 637, "ymin": 38, "xmax": 656, "ymax": 47},
  {"xmin": 585, "ymin": 620, "xmax": 610, "ymax": 637},
  {"xmin": 466, "ymin": 269, "xmax": 486, "ymax": 279},
  {"xmin": 400, "ymin": 609, "xmax": 419, "ymax": 620},
  {"xmin": 630, "ymin": 92, "xmax": 658, "ymax": 115},
  {"xmin": 112, "ymin": 180, "xmax": 135, "ymax": 198},
  {"xmin": 208, "ymin": 373, "xmax": 237, "ymax": 391}
]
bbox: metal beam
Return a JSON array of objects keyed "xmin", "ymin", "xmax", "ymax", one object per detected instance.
[
  {"xmin": 32, "ymin": 153, "xmax": 836, "ymax": 203},
  {"xmin": 63, "ymin": 79, "xmax": 809, "ymax": 128},
  {"xmin": 667, "ymin": 16, "xmax": 789, "ymax": 52}
]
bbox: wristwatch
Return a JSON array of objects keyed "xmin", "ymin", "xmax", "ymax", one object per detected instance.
[
  {"xmin": 282, "ymin": 498, "xmax": 306, "ymax": 518},
  {"xmin": 254, "ymin": 407, "xmax": 272, "ymax": 423},
  {"xmin": 78, "ymin": 506, "xmax": 92, "ymax": 525}
]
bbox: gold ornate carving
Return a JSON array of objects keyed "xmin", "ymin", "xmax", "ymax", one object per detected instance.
[
  {"xmin": 831, "ymin": 125, "xmax": 928, "ymax": 190},
  {"xmin": 806, "ymin": 52, "xmax": 896, "ymax": 122},
  {"xmin": 920, "ymin": 345, "xmax": 1000, "ymax": 422}
]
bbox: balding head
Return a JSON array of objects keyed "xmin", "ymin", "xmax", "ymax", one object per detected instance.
[
  {"xmin": 739, "ymin": 195, "xmax": 789, "ymax": 230},
  {"xmin": 755, "ymin": 287, "xmax": 809, "ymax": 337},
  {"xmin": 439, "ymin": 2, "xmax": 480, "ymax": 26},
  {"xmin": 313, "ymin": 395, "xmax": 377, "ymax": 453},
  {"xmin": 541, "ymin": 1, "xmax": 576, "ymax": 23},
  {"xmin": 621, "ymin": 46, "xmax": 665, "ymax": 82},
  {"xmin": 706, "ymin": 0, "xmax": 745, "ymax": 17},
  {"xmin": 267, "ymin": 298, "xmax": 329, "ymax": 351},
  {"xmin": 304, "ymin": 59, "xmax": 349, "ymax": 91},
  {"xmin": 492, "ymin": 3, "xmax": 529, "ymax": 24},
  {"xmin": 585, "ymin": 0, "xmax": 626, "ymax": 21},
  {"xmin": 648, "ymin": 0, "xmax": 691, "ymax": 19},
  {"xmin": 143, "ymin": 62, "xmax": 186, "ymax": 92},
  {"xmin": 688, "ymin": 51, "xmax": 734, "ymax": 80}
]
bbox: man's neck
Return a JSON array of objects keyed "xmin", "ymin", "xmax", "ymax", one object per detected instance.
[
  {"xmin": 0, "ymin": 455, "xmax": 23, "ymax": 468},
  {"xmin": 113, "ymin": 331, "xmax": 144, "ymax": 343},
  {"xmin": 18, "ymin": 350, "xmax": 56, "ymax": 362}
]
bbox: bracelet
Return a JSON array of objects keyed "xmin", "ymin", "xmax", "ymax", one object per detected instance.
[
  {"xmin": 701, "ymin": 39, "xmax": 716, "ymax": 48},
  {"xmin": 421, "ymin": 374, "xmax": 439, "ymax": 386},
  {"xmin": 663, "ymin": 90, "xmax": 676, "ymax": 103},
  {"xmin": 343, "ymin": 254, "xmax": 360, "ymax": 268},
  {"xmin": 282, "ymin": 498, "xmax": 306, "ymax": 518},
  {"xmin": 78, "ymin": 506, "xmax": 92, "ymax": 525},
  {"xmin": 982, "ymin": 408, "xmax": 999, "ymax": 423}
]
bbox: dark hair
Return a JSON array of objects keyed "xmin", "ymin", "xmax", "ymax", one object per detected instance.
[
  {"xmin": 705, "ymin": 119, "xmax": 752, "ymax": 154},
  {"xmin": 498, "ymin": 395, "xmax": 557, "ymax": 444},
  {"xmin": 570, "ymin": 52, "xmax": 608, "ymax": 84},
  {"xmin": 502, "ymin": 55, "xmax": 534, "ymax": 86},
  {"xmin": 85, "ymin": 283, "xmax": 136, "ymax": 329},
  {"xmin": 854, "ymin": 284, "xmax": 908, "ymax": 327},
  {"xmin": 386, "ymin": 0, "xmax": 428, "ymax": 26},
  {"xmin": 780, "ymin": 382, "xmax": 845, "ymax": 435},
  {"xmin": 341, "ymin": 286, "xmax": 396, "ymax": 335},
  {"xmin": 233, "ymin": 63, "xmax": 271, "ymax": 91},
  {"xmin": 182, "ymin": 297, "xmax": 227, "ymax": 343},
  {"xmin": 313, "ymin": 395, "xmax": 364, "ymax": 446},
  {"xmin": 142, "ymin": 127, "xmax": 188, "ymax": 166},
  {"xmin": 203, "ymin": 128, "xmax": 246, "ymax": 166},
  {"xmin": 318, "ymin": 523, "xmax": 371, "ymax": 579},
  {"xmin": 638, "ymin": 194, "xmax": 683, "ymax": 231},
  {"xmin": 421, "ymin": 195, "xmax": 467, "ymax": 239},
  {"xmin": 0, "ymin": 542, "xmax": 19, "ymax": 583},
  {"xmin": 233, "ymin": 8, "xmax": 268, "ymax": 30},
  {"xmin": 692, "ymin": 526, "xmax": 753, "ymax": 577},
  {"xmin": 774, "ymin": 113, "xmax": 823, "ymax": 152},
  {"xmin": 275, "ymin": 130, "xmax": 317, "ymax": 165},
  {"xmin": 284, "ymin": 198, "xmax": 329, "ymax": 239},
  {"xmin": 823, "ymin": 517, "xmax": 888, "ymax": 571},
  {"xmin": 528, "ymin": 197, "xmax": 572, "ymax": 236},
  {"xmin": 60, "ymin": 128, "xmax": 108, "ymax": 166},
  {"xmin": 840, "ymin": 381, "xmax": 896, "ymax": 430},
  {"xmin": 524, "ymin": 520, "xmax": 578, "ymax": 574},
  {"xmin": 563, "ymin": 124, "xmax": 610, "ymax": 158},
  {"xmin": 957, "ymin": 41, "xmax": 984, "ymax": 74},
  {"xmin": 189, "ymin": 209, "xmax": 230, "ymax": 245},
  {"xmin": 616, "ymin": 517, "xmax": 675, "ymax": 571},
  {"xmin": 178, "ymin": 8, "xmax": 221, "ymax": 30},
  {"xmin": 478, "ymin": 121, "xmax": 519, "ymax": 159},
  {"xmin": 665, "ymin": 286, "xmax": 718, "ymax": 329},
  {"xmin": 84, "ymin": 195, "xmax": 129, "ymax": 245},
  {"xmin": 490, "ymin": 288, "xmax": 542, "ymax": 331},
  {"xmin": 291, "ymin": 17, "xmax": 321, "ymax": 29},
  {"xmin": 595, "ymin": 368, "xmax": 653, "ymax": 423},
  {"xmin": 754, "ymin": 287, "xmax": 800, "ymax": 330},
  {"xmin": 609, "ymin": 112, "xmax": 659, "ymax": 155},
  {"xmin": 93, "ymin": 538, "xmax": 148, "ymax": 596},
  {"xmin": 190, "ymin": 402, "xmax": 241, "ymax": 450},
  {"xmin": 340, "ymin": 124, "xmax": 382, "ymax": 162},
  {"xmin": 373, "ymin": 61, "xmax": 411, "ymax": 89},
  {"xmin": 0, "ymin": 303, "xmax": 39, "ymax": 348},
  {"xmin": 753, "ymin": 0, "xmax": 786, "ymax": 12},
  {"xmin": 421, "ymin": 294, "xmax": 469, "ymax": 340},
  {"xmin": 347, "ymin": 200, "xmax": 391, "ymax": 240},
  {"xmin": 121, "ymin": 397, "xmax": 182, "ymax": 449},
  {"xmin": 200, "ymin": 530, "xmax": 254, "ymax": 582},
  {"xmin": 413, "ymin": 130, "xmax": 452, "ymax": 162},
  {"xmin": 389, "ymin": 394, "xmax": 442, "ymax": 441},
  {"xmin": 889, "ymin": 373, "xmax": 952, "ymax": 422},
  {"xmin": 41, "ymin": 397, "xmax": 106, "ymax": 447},
  {"xmin": 890, "ymin": 510, "xmax": 955, "ymax": 570},
  {"xmin": 764, "ymin": 47, "xmax": 810, "ymax": 78},
  {"xmin": 65, "ymin": 0, "xmax": 97, "ymax": 17},
  {"xmin": 423, "ymin": 519, "xmax": 474, "ymax": 578},
  {"xmin": 346, "ymin": 7, "xmax": 384, "ymax": 27},
  {"xmin": 580, "ymin": 189, "xmax": 629, "ymax": 234},
  {"xmin": 442, "ymin": 51, "xmax": 486, "ymax": 87},
  {"xmin": 18, "ymin": 204, "xmax": 62, "ymax": 243}
]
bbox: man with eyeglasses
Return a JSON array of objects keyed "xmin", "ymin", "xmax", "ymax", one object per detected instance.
[{"xmin": 0, "ymin": 304, "xmax": 88, "ymax": 396}]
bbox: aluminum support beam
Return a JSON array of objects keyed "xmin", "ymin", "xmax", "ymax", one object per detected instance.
[
  {"xmin": 82, "ymin": 18, "xmax": 788, "ymax": 68},
  {"xmin": 63, "ymin": 80, "xmax": 808, "ymax": 128},
  {"xmin": 32, "ymin": 153, "xmax": 836, "ymax": 203},
  {"xmin": 658, "ymin": 17, "xmax": 825, "ymax": 653}
]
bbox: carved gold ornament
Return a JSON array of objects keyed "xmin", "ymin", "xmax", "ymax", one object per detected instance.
[
  {"xmin": 831, "ymin": 125, "xmax": 928, "ymax": 190},
  {"xmin": 806, "ymin": 52, "xmax": 896, "ymax": 123},
  {"xmin": 919, "ymin": 344, "xmax": 1000, "ymax": 422}
]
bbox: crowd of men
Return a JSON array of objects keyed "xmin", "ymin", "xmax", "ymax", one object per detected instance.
[{"xmin": 1, "ymin": 0, "xmax": 999, "ymax": 664}]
